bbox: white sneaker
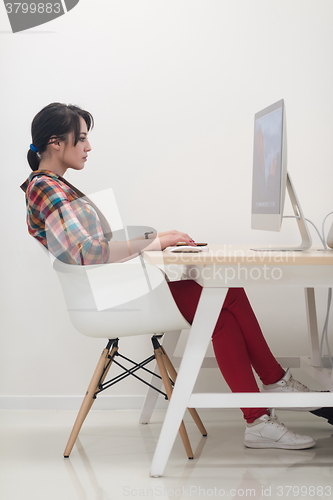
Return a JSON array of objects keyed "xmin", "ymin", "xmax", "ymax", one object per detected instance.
[
  {"xmin": 244, "ymin": 410, "xmax": 316, "ymax": 450},
  {"xmin": 261, "ymin": 368, "xmax": 319, "ymax": 411}
]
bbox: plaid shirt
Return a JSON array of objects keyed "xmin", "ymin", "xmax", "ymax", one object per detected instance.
[{"xmin": 20, "ymin": 170, "xmax": 110, "ymax": 265}]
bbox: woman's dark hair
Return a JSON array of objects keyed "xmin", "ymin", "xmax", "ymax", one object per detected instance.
[
  {"xmin": 27, "ymin": 103, "xmax": 112, "ymax": 241},
  {"xmin": 27, "ymin": 102, "xmax": 94, "ymax": 172}
]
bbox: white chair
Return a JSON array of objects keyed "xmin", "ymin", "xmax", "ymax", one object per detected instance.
[{"xmin": 44, "ymin": 248, "xmax": 207, "ymax": 458}]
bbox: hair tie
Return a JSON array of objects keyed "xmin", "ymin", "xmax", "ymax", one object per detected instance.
[{"xmin": 30, "ymin": 144, "xmax": 39, "ymax": 153}]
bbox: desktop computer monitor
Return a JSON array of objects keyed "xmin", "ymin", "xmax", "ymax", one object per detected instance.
[
  {"xmin": 251, "ymin": 99, "xmax": 312, "ymax": 251},
  {"xmin": 251, "ymin": 99, "xmax": 286, "ymax": 232}
]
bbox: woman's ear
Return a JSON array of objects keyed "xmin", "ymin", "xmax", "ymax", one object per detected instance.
[{"xmin": 48, "ymin": 136, "xmax": 62, "ymax": 151}]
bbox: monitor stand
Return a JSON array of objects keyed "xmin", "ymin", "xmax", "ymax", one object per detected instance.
[{"xmin": 252, "ymin": 172, "xmax": 312, "ymax": 252}]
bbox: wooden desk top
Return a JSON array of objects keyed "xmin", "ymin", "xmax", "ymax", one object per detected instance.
[{"xmin": 144, "ymin": 245, "xmax": 333, "ymax": 266}]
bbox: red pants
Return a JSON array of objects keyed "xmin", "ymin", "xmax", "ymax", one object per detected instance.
[{"xmin": 168, "ymin": 280, "xmax": 284, "ymax": 423}]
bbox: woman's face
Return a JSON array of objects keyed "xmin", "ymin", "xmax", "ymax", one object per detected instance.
[{"xmin": 60, "ymin": 117, "xmax": 92, "ymax": 172}]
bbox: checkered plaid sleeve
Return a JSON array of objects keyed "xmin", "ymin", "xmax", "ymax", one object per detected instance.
[{"xmin": 29, "ymin": 179, "xmax": 110, "ymax": 265}]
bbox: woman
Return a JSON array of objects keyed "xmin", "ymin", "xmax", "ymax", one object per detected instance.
[{"xmin": 21, "ymin": 102, "xmax": 318, "ymax": 450}]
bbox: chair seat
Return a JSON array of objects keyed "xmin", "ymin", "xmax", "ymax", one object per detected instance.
[{"xmin": 52, "ymin": 253, "xmax": 190, "ymax": 338}]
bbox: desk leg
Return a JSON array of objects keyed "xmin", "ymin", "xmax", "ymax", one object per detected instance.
[
  {"xmin": 150, "ymin": 287, "xmax": 228, "ymax": 478},
  {"xmin": 304, "ymin": 288, "xmax": 321, "ymax": 367}
]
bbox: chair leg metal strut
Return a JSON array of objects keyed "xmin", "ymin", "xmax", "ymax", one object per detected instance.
[{"xmin": 64, "ymin": 336, "xmax": 207, "ymax": 459}]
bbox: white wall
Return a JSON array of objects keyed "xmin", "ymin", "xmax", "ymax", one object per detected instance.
[{"xmin": 1, "ymin": 0, "xmax": 333, "ymax": 409}]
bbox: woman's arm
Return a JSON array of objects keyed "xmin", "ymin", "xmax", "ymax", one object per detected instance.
[
  {"xmin": 45, "ymin": 202, "xmax": 110, "ymax": 265},
  {"xmin": 107, "ymin": 230, "xmax": 196, "ymax": 263},
  {"xmin": 28, "ymin": 178, "xmax": 196, "ymax": 265}
]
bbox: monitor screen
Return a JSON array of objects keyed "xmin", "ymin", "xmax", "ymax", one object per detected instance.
[{"xmin": 251, "ymin": 99, "xmax": 286, "ymax": 232}]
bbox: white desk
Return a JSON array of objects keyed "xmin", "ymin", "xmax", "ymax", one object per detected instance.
[{"xmin": 144, "ymin": 245, "xmax": 333, "ymax": 477}]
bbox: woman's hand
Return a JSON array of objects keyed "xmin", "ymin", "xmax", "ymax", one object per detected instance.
[{"xmin": 147, "ymin": 230, "xmax": 196, "ymax": 250}]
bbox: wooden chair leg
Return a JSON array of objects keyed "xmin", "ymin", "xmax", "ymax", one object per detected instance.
[
  {"xmin": 154, "ymin": 346, "xmax": 194, "ymax": 459},
  {"xmin": 160, "ymin": 346, "xmax": 207, "ymax": 436},
  {"xmin": 64, "ymin": 341, "xmax": 118, "ymax": 458},
  {"xmin": 139, "ymin": 330, "xmax": 181, "ymax": 424}
]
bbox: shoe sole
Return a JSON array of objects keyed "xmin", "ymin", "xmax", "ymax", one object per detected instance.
[{"xmin": 244, "ymin": 440, "xmax": 316, "ymax": 450}]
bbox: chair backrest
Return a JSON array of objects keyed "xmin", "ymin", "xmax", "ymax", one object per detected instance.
[{"xmin": 37, "ymin": 241, "xmax": 189, "ymax": 338}]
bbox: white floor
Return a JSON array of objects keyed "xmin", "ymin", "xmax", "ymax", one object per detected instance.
[{"xmin": 1, "ymin": 408, "xmax": 333, "ymax": 500}]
